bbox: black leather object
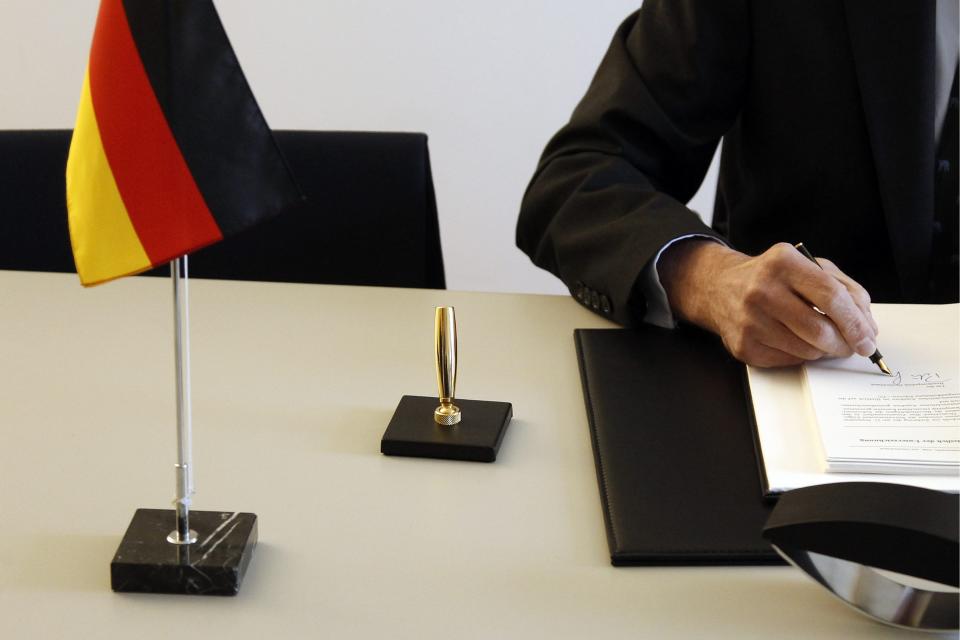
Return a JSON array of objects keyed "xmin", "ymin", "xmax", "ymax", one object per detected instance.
[
  {"xmin": 0, "ymin": 129, "xmax": 445, "ymax": 289},
  {"xmin": 575, "ymin": 326, "xmax": 782, "ymax": 565},
  {"xmin": 764, "ymin": 482, "xmax": 959, "ymax": 588}
]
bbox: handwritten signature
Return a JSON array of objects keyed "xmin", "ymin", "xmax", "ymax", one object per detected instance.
[{"xmin": 883, "ymin": 371, "xmax": 951, "ymax": 386}]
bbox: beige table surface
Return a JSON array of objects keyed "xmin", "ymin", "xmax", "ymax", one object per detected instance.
[{"xmin": 0, "ymin": 270, "xmax": 941, "ymax": 639}]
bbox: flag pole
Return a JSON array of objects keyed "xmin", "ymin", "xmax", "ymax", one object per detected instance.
[{"xmin": 168, "ymin": 255, "xmax": 197, "ymax": 545}]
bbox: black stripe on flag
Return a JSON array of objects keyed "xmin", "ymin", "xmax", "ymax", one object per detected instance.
[{"xmin": 120, "ymin": 0, "xmax": 302, "ymax": 236}]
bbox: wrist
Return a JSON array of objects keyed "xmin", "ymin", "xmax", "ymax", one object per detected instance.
[{"xmin": 659, "ymin": 239, "xmax": 744, "ymax": 330}]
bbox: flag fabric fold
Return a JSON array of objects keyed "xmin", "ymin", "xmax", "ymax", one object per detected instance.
[{"xmin": 66, "ymin": 0, "xmax": 301, "ymax": 286}]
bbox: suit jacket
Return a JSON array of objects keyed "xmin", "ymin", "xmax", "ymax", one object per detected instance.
[{"xmin": 517, "ymin": 0, "xmax": 938, "ymax": 326}]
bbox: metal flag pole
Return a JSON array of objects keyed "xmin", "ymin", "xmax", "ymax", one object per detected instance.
[{"xmin": 168, "ymin": 255, "xmax": 197, "ymax": 545}]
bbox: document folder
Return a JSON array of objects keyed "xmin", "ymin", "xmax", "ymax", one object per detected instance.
[{"xmin": 574, "ymin": 326, "xmax": 782, "ymax": 566}]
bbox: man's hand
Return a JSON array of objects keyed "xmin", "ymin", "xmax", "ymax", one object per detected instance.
[{"xmin": 659, "ymin": 240, "xmax": 878, "ymax": 367}]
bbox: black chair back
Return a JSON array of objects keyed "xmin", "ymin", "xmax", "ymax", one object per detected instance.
[{"xmin": 0, "ymin": 129, "xmax": 445, "ymax": 289}]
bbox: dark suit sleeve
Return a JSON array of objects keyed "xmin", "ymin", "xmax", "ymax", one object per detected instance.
[{"xmin": 516, "ymin": 1, "xmax": 749, "ymax": 326}]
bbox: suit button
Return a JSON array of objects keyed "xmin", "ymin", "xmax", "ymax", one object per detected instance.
[
  {"xmin": 600, "ymin": 295, "xmax": 612, "ymax": 314},
  {"xmin": 590, "ymin": 290, "xmax": 600, "ymax": 310},
  {"xmin": 573, "ymin": 281, "xmax": 585, "ymax": 301}
]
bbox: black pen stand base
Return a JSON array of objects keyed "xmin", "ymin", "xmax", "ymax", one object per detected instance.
[
  {"xmin": 381, "ymin": 395, "xmax": 512, "ymax": 462},
  {"xmin": 111, "ymin": 508, "xmax": 258, "ymax": 596}
]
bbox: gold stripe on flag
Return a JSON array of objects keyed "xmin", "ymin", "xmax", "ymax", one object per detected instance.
[{"xmin": 66, "ymin": 70, "xmax": 152, "ymax": 286}]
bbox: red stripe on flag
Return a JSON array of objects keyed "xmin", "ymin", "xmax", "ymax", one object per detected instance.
[{"xmin": 87, "ymin": 0, "xmax": 223, "ymax": 264}]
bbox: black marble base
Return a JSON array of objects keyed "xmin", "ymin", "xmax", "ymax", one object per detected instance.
[
  {"xmin": 381, "ymin": 395, "xmax": 512, "ymax": 462},
  {"xmin": 111, "ymin": 508, "xmax": 257, "ymax": 596}
]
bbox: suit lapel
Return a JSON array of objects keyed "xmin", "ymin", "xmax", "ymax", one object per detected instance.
[{"xmin": 844, "ymin": 0, "xmax": 935, "ymax": 300}]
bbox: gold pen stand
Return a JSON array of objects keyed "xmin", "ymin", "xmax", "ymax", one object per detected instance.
[{"xmin": 381, "ymin": 306, "xmax": 512, "ymax": 462}]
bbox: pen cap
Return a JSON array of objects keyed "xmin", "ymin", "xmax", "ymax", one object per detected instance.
[{"xmin": 435, "ymin": 306, "xmax": 457, "ymax": 403}]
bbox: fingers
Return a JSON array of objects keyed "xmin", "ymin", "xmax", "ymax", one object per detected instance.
[
  {"xmin": 784, "ymin": 250, "xmax": 877, "ymax": 356},
  {"xmin": 721, "ymin": 333, "xmax": 806, "ymax": 368},
  {"xmin": 773, "ymin": 293, "xmax": 853, "ymax": 357},
  {"xmin": 817, "ymin": 258, "xmax": 878, "ymax": 335},
  {"xmin": 759, "ymin": 319, "xmax": 831, "ymax": 361},
  {"xmin": 722, "ymin": 306, "xmax": 830, "ymax": 363},
  {"xmin": 735, "ymin": 245, "xmax": 849, "ymax": 358},
  {"xmin": 799, "ymin": 279, "xmax": 876, "ymax": 357}
]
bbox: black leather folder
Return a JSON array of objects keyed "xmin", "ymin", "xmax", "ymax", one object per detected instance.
[{"xmin": 575, "ymin": 326, "xmax": 783, "ymax": 566}]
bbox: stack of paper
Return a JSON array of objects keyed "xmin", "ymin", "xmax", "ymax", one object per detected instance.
[
  {"xmin": 747, "ymin": 303, "xmax": 960, "ymax": 494},
  {"xmin": 803, "ymin": 304, "xmax": 959, "ymax": 475}
]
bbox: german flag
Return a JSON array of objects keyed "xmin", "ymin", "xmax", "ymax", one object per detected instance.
[{"xmin": 66, "ymin": 0, "xmax": 301, "ymax": 286}]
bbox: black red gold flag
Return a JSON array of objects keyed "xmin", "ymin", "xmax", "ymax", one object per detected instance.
[{"xmin": 66, "ymin": 0, "xmax": 301, "ymax": 285}]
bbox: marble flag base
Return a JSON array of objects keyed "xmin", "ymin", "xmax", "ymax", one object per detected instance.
[{"xmin": 111, "ymin": 508, "xmax": 257, "ymax": 596}]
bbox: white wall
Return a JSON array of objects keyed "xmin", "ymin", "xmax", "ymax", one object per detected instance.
[{"xmin": 0, "ymin": 0, "xmax": 718, "ymax": 294}]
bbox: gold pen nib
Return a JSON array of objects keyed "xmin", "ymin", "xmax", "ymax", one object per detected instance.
[{"xmin": 869, "ymin": 349, "xmax": 892, "ymax": 375}]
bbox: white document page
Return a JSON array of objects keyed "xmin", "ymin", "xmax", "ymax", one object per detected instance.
[
  {"xmin": 747, "ymin": 304, "xmax": 960, "ymax": 494},
  {"xmin": 803, "ymin": 303, "xmax": 959, "ymax": 474}
]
